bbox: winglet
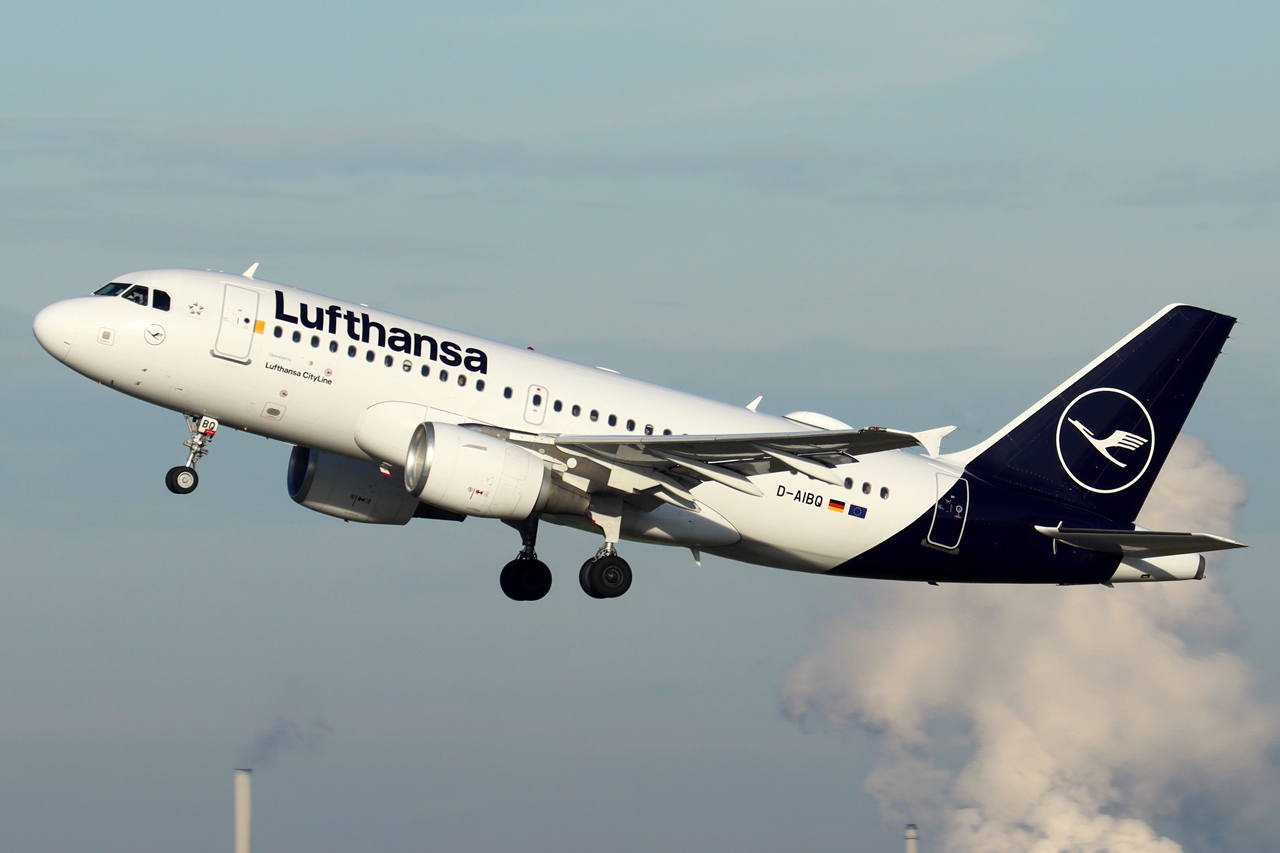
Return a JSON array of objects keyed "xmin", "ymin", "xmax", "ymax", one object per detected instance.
[
  {"xmin": 746, "ymin": 396, "xmax": 762, "ymax": 412},
  {"xmin": 912, "ymin": 426, "xmax": 957, "ymax": 458},
  {"xmin": 242, "ymin": 262, "xmax": 259, "ymax": 279}
]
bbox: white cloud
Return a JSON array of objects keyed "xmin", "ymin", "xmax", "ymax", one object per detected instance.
[{"xmin": 780, "ymin": 435, "xmax": 1276, "ymax": 852}]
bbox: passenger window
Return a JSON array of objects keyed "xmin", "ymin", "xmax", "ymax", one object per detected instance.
[
  {"xmin": 292, "ymin": 331, "xmax": 301, "ymax": 343},
  {"xmin": 329, "ymin": 340, "xmax": 338, "ymax": 353},
  {"xmin": 590, "ymin": 410, "xmax": 599, "ymax": 422},
  {"xmin": 844, "ymin": 478, "xmax": 853, "ymax": 490},
  {"xmin": 383, "ymin": 354, "xmax": 393, "ymax": 367},
  {"xmin": 311, "ymin": 335, "xmax": 320, "ymax": 348},
  {"xmin": 504, "ymin": 387, "xmax": 513, "ymax": 399},
  {"xmin": 476, "ymin": 380, "xmax": 485, "ymax": 391},
  {"xmin": 626, "ymin": 419, "xmax": 635, "ymax": 431},
  {"xmin": 644, "ymin": 424, "xmax": 653, "ymax": 435},
  {"xmin": 274, "ymin": 326, "xmax": 283, "ymax": 338},
  {"xmin": 572, "ymin": 405, "xmax": 581, "ymax": 417},
  {"xmin": 608, "ymin": 414, "xmax": 617, "ymax": 427},
  {"xmin": 365, "ymin": 350, "xmax": 375, "ymax": 362},
  {"xmin": 122, "ymin": 285, "xmax": 149, "ymax": 306},
  {"xmin": 862, "ymin": 482, "xmax": 872, "ymax": 495},
  {"xmin": 532, "ymin": 393, "xmax": 542, "ymax": 406},
  {"xmin": 880, "ymin": 487, "xmax": 890, "ymax": 499},
  {"xmin": 348, "ymin": 345, "xmax": 357, "ymax": 357},
  {"xmin": 663, "ymin": 429, "xmax": 672, "ymax": 435},
  {"xmin": 402, "ymin": 360, "xmax": 412, "ymax": 372},
  {"xmin": 152, "ymin": 290, "xmax": 171, "ymax": 311},
  {"xmin": 94, "ymin": 282, "xmax": 131, "ymax": 296},
  {"xmin": 458, "ymin": 375, "xmax": 467, "ymax": 387},
  {"xmin": 439, "ymin": 370, "xmax": 449, "ymax": 382},
  {"xmin": 421, "ymin": 365, "xmax": 430, "ymax": 377},
  {"xmin": 553, "ymin": 400, "xmax": 563, "ymax": 412}
]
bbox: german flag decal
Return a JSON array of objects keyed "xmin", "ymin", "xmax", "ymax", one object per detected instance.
[{"xmin": 828, "ymin": 499, "xmax": 846, "ymax": 513}]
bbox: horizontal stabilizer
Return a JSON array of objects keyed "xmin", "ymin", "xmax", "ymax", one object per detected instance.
[{"xmin": 1034, "ymin": 525, "xmax": 1246, "ymax": 557}]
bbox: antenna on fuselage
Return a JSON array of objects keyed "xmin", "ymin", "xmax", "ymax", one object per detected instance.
[{"xmin": 242, "ymin": 262, "xmax": 259, "ymax": 279}]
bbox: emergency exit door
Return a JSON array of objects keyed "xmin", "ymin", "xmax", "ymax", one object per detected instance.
[
  {"xmin": 524, "ymin": 385, "xmax": 548, "ymax": 425},
  {"xmin": 214, "ymin": 283, "xmax": 260, "ymax": 362}
]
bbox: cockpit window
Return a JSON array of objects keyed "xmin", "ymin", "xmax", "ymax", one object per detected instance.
[
  {"xmin": 94, "ymin": 282, "xmax": 131, "ymax": 296},
  {"xmin": 152, "ymin": 289, "xmax": 171, "ymax": 311},
  {"xmin": 121, "ymin": 285, "xmax": 149, "ymax": 306}
]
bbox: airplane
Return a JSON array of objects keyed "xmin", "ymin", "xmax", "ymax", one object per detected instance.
[{"xmin": 32, "ymin": 266, "xmax": 1245, "ymax": 600}]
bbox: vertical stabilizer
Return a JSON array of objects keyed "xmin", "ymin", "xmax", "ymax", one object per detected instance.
[{"xmin": 955, "ymin": 304, "xmax": 1235, "ymax": 523}]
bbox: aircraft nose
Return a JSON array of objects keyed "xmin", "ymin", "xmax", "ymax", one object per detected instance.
[{"xmin": 33, "ymin": 300, "xmax": 79, "ymax": 361}]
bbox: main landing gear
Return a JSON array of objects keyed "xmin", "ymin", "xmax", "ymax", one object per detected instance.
[
  {"xmin": 165, "ymin": 414, "xmax": 218, "ymax": 495},
  {"xmin": 499, "ymin": 508, "xmax": 635, "ymax": 601},
  {"xmin": 579, "ymin": 546, "xmax": 632, "ymax": 599},
  {"xmin": 500, "ymin": 515, "xmax": 553, "ymax": 601},
  {"xmin": 579, "ymin": 495, "xmax": 631, "ymax": 599}
]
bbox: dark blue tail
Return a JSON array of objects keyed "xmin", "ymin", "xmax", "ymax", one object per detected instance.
[{"xmin": 959, "ymin": 305, "xmax": 1236, "ymax": 524}]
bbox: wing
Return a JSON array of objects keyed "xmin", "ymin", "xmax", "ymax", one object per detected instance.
[{"xmin": 479, "ymin": 424, "xmax": 956, "ymax": 510}]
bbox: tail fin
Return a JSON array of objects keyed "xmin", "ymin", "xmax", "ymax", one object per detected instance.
[{"xmin": 954, "ymin": 304, "xmax": 1236, "ymax": 524}]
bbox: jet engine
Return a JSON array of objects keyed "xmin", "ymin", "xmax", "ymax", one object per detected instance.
[
  {"xmin": 404, "ymin": 422, "xmax": 589, "ymax": 519},
  {"xmin": 287, "ymin": 446, "xmax": 424, "ymax": 524}
]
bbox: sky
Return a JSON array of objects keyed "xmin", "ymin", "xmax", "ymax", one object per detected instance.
[{"xmin": 2, "ymin": 2, "xmax": 1279, "ymax": 851}]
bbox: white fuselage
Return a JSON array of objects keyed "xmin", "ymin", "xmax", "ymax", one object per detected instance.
[{"xmin": 36, "ymin": 268, "xmax": 949, "ymax": 573}]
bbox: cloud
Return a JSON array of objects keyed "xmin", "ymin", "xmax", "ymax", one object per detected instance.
[
  {"xmin": 780, "ymin": 435, "xmax": 1277, "ymax": 852},
  {"xmin": 238, "ymin": 717, "xmax": 330, "ymax": 769},
  {"xmin": 0, "ymin": 120, "xmax": 1050, "ymax": 207},
  {"xmin": 1111, "ymin": 165, "xmax": 1280, "ymax": 208}
]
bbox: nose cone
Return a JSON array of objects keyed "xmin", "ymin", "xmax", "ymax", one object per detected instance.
[{"xmin": 33, "ymin": 300, "xmax": 79, "ymax": 361}]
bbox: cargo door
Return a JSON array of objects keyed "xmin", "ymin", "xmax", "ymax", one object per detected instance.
[{"xmin": 213, "ymin": 283, "xmax": 261, "ymax": 363}]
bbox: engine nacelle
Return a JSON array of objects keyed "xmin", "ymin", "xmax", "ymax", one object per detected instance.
[
  {"xmin": 288, "ymin": 446, "xmax": 421, "ymax": 524},
  {"xmin": 405, "ymin": 422, "xmax": 586, "ymax": 520}
]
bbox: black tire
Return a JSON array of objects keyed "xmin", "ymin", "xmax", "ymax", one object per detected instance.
[
  {"xmin": 165, "ymin": 465, "xmax": 198, "ymax": 495},
  {"xmin": 500, "ymin": 559, "xmax": 552, "ymax": 601},
  {"xmin": 586, "ymin": 554, "xmax": 632, "ymax": 599},
  {"xmin": 580, "ymin": 558, "xmax": 603, "ymax": 599}
]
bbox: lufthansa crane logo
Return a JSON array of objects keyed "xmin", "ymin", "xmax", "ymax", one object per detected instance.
[{"xmin": 1055, "ymin": 388, "xmax": 1155, "ymax": 494}]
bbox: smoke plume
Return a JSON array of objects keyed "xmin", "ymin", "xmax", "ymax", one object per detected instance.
[
  {"xmin": 781, "ymin": 436, "xmax": 1278, "ymax": 852},
  {"xmin": 238, "ymin": 717, "xmax": 330, "ymax": 769}
]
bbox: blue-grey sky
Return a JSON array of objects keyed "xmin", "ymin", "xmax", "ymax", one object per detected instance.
[{"xmin": 2, "ymin": 3, "xmax": 1278, "ymax": 852}]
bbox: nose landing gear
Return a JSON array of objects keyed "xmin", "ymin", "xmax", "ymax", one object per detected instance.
[
  {"xmin": 165, "ymin": 414, "xmax": 218, "ymax": 495},
  {"xmin": 500, "ymin": 515, "xmax": 553, "ymax": 601}
]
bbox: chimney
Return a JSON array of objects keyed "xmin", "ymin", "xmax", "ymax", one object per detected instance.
[
  {"xmin": 904, "ymin": 823, "xmax": 919, "ymax": 853},
  {"xmin": 234, "ymin": 769, "xmax": 252, "ymax": 853}
]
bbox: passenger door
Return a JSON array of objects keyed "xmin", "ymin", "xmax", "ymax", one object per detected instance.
[{"xmin": 213, "ymin": 283, "xmax": 260, "ymax": 362}]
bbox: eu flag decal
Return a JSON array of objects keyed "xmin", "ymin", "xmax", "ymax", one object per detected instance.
[
  {"xmin": 828, "ymin": 499, "xmax": 846, "ymax": 513},
  {"xmin": 848, "ymin": 504, "xmax": 867, "ymax": 519}
]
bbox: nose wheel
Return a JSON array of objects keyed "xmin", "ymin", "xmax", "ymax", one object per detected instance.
[
  {"xmin": 165, "ymin": 466, "xmax": 199, "ymax": 494},
  {"xmin": 166, "ymin": 414, "xmax": 218, "ymax": 495}
]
